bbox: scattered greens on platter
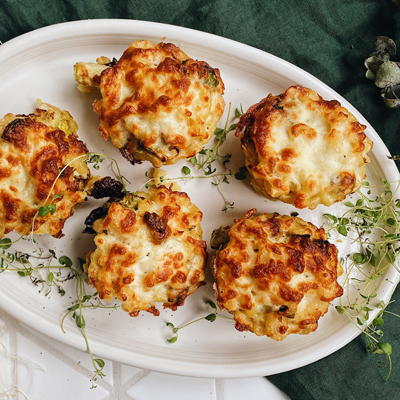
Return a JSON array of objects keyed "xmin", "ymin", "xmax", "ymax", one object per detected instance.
[{"xmin": 324, "ymin": 179, "xmax": 400, "ymax": 380}]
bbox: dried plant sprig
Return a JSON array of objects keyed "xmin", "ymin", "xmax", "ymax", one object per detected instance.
[{"xmin": 365, "ymin": 36, "xmax": 400, "ymax": 108}]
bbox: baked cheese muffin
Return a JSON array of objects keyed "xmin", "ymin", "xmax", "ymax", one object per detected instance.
[
  {"xmin": 85, "ymin": 186, "xmax": 207, "ymax": 316},
  {"xmin": 236, "ymin": 85, "xmax": 373, "ymax": 209},
  {"xmin": 74, "ymin": 40, "xmax": 225, "ymax": 167},
  {"xmin": 0, "ymin": 102, "xmax": 93, "ymax": 238},
  {"xmin": 211, "ymin": 209, "xmax": 343, "ymax": 341}
]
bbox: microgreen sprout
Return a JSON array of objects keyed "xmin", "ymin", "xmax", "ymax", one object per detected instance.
[
  {"xmin": 85, "ymin": 153, "xmax": 104, "ymax": 170},
  {"xmin": 190, "ymin": 102, "xmax": 240, "ymax": 175},
  {"xmin": 60, "ymin": 258, "xmax": 118, "ymax": 388},
  {"xmin": 0, "ymin": 245, "xmax": 114, "ymax": 386},
  {"xmin": 138, "ymin": 170, "xmax": 235, "ymax": 193},
  {"xmin": 83, "ymin": 152, "xmax": 130, "ymax": 191},
  {"xmin": 0, "ymin": 246, "xmax": 77, "ymax": 296},
  {"xmin": 166, "ymin": 300, "xmax": 233, "ymax": 343},
  {"xmin": 182, "ymin": 166, "xmax": 191, "ymax": 175},
  {"xmin": 190, "ymin": 103, "xmax": 242, "ymax": 209},
  {"xmin": 38, "ymin": 194, "xmax": 62, "ymax": 217},
  {"xmin": 235, "ymin": 105, "xmax": 244, "ymax": 118},
  {"xmin": 324, "ymin": 178, "xmax": 400, "ymax": 380}
]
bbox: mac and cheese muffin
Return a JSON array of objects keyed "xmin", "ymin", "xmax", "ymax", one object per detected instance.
[
  {"xmin": 211, "ymin": 209, "xmax": 343, "ymax": 341},
  {"xmin": 236, "ymin": 86, "xmax": 373, "ymax": 209},
  {"xmin": 0, "ymin": 102, "xmax": 92, "ymax": 238},
  {"xmin": 85, "ymin": 186, "xmax": 207, "ymax": 316},
  {"xmin": 75, "ymin": 40, "xmax": 225, "ymax": 167}
]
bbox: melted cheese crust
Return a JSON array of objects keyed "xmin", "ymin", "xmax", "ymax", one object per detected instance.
[
  {"xmin": 75, "ymin": 40, "xmax": 225, "ymax": 167},
  {"xmin": 0, "ymin": 103, "xmax": 91, "ymax": 238},
  {"xmin": 85, "ymin": 186, "xmax": 207, "ymax": 316},
  {"xmin": 211, "ymin": 209, "xmax": 343, "ymax": 341},
  {"xmin": 236, "ymin": 85, "xmax": 373, "ymax": 209}
]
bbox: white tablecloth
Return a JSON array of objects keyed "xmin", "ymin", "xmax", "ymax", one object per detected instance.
[{"xmin": 0, "ymin": 308, "xmax": 290, "ymax": 399}]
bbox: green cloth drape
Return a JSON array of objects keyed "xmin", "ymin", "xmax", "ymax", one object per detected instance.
[{"xmin": 1, "ymin": 1, "xmax": 399, "ymax": 399}]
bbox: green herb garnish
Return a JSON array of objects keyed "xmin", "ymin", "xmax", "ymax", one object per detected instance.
[
  {"xmin": 182, "ymin": 166, "xmax": 191, "ymax": 175},
  {"xmin": 190, "ymin": 102, "xmax": 238, "ymax": 175},
  {"xmin": 325, "ymin": 179, "xmax": 400, "ymax": 380},
  {"xmin": 137, "ymin": 103, "xmax": 244, "ymax": 212},
  {"xmin": 166, "ymin": 300, "xmax": 232, "ymax": 343},
  {"xmin": 187, "ymin": 103, "xmax": 244, "ymax": 211},
  {"xmin": 61, "ymin": 271, "xmax": 118, "ymax": 388}
]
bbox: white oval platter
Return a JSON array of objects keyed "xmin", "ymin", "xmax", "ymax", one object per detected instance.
[{"xmin": 0, "ymin": 19, "xmax": 399, "ymax": 379}]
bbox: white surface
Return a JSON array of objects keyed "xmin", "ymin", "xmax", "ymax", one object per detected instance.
[
  {"xmin": 0, "ymin": 308, "xmax": 290, "ymax": 400},
  {"xmin": 0, "ymin": 19, "xmax": 399, "ymax": 379}
]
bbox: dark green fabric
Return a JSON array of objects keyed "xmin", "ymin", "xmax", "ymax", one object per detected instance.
[
  {"xmin": 1, "ymin": 1, "xmax": 399, "ymax": 399},
  {"xmin": 268, "ymin": 299, "xmax": 400, "ymax": 400}
]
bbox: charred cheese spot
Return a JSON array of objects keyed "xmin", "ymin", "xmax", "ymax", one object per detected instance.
[
  {"xmin": 0, "ymin": 102, "xmax": 92, "ymax": 238},
  {"xmin": 171, "ymin": 271, "xmax": 187, "ymax": 284},
  {"xmin": 0, "ymin": 167, "xmax": 11, "ymax": 179},
  {"xmin": 236, "ymin": 85, "xmax": 373, "ymax": 209},
  {"xmin": 211, "ymin": 210, "xmax": 343, "ymax": 341},
  {"xmin": 74, "ymin": 40, "xmax": 225, "ymax": 167},
  {"xmin": 85, "ymin": 186, "xmax": 207, "ymax": 317},
  {"xmin": 120, "ymin": 211, "xmax": 136, "ymax": 233}
]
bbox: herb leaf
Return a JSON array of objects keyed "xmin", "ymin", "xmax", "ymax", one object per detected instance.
[
  {"xmin": 94, "ymin": 359, "xmax": 105, "ymax": 369},
  {"xmin": 75, "ymin": 314, "xmax": 85, "ymax": 328},
  {"xmin": 182, "ymin": 166, "xmax": 191, "ymax": 175},
  {"xmin": 205, "ymin": 313, "xmax": 217, "ymax": 322},
  {"xmin": 166, "ymin": 299, "xmax": 232, "ymax": 343},
  {"xmin": 235, "ymin": 166, "xmax": 248, "ymax": 180},
  {"xmin": 327, "ymin": 178, "xmax": 400, "ymax": 381},
  {"xmin": 59, "ymin": 256, "xmax": 73, "ymax": 267},
  {"xmin": 205, "ymin": 300, "xmax": 217, "ymax": 309},
  {"xmin": 0, "ymin": 238, "xmax": 12, "ymax": 250}
]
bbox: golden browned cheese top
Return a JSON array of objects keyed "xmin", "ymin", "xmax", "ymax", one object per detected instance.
[
  {"xmin": 90, "ymin": 40, "xmax": 225, "ymax": 167},
  {"xmin": 236, "ymin": 85, "xmax": 373, "ymax": 209},
  {"xmin": 212, "ymin": 210, "xmax": 343, "ymax": 341},
  {"xmin": 85, "ymin": 186, "xmax": 207, "ymax": 317},
  {"xmin": 0, "ymin": 103, "xmax": 91, "ymax": 238}
]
